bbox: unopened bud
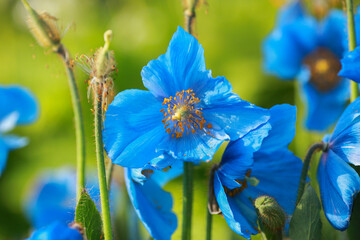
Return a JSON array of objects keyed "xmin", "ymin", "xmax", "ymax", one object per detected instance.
[
  {"xmin": 254, "ymin": 196, "xmax": 285, "ymax": 234},
  {"xmin": 22, "ymin": 0, "xmax": 61, "ymax": 50},
  {"xmin": 95, "ymin": 30, "xmax": 114, "ymax": 79}
]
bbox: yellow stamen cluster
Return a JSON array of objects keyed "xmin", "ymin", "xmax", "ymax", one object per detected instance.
[{"xmin": 160, "ymin": 89, "xmax": 213, "ymax": 138}]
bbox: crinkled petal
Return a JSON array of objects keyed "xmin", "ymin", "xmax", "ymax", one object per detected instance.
[
  {"xmin": 201, "ymin": 93, "xmax": 270, "ymax": 141},
  {"xmin": 298, "ymin": 67, "xmax": 349, "ymax": 131},
  {"xmin": 262, "ymin": 17, "xmax": 318, "ymax": 79},
  {"xmin": 213, "ymin": 171, "xmax": 258, "ymax": 239},
  {"xmin": 318, "ymin": 150, "xmax": 360, "ymax": 230},
  {"xmin": 259, "ymin": 104, "xmax": 296, "ymax": 154},
  {"xmin": 0, "ymin": 85, "xmax": 38, "ymax": 125},
  {"xmin": 339, "ymin": 47, "xmax": 360, "ymax": 83},
  {"xmin": 319, "ymin": 10, "xmax": 346, "ymax": 57},
  {"xmin": 251, "ymin": 150, "xmax": 302, "ymax": 217},
  {"xmin": 103, "ymin": 89, "xmax": 166, "ymax": 168},
  {"xmin": 27, "ymin": 221, "xmax": 83, "ymax": 240},
  {"xmin": 218, "ymin": 122, "xmax": 271, "ymax": 189},
  {"xmin": 125, "ymin": 168, "xmax": 177, "ymax": 240},
  {"xmin": 141, "ymin": 26, "xmax": 207, "ymax": 99}
]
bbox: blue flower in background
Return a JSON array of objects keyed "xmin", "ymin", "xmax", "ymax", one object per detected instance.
[
  {"xmin": 27, "ymin": 221, "xmax": 83, "ymax": 240},
  {"xmin": 0, "ymin": 85, "xmax": 38, "ymax": 175},
  {"xmin": 103, "ymin": 26, "xmax": 270, "ymax": 169},
  {"xmin": 339, "ymin": 46, "xmax": 360, "ymax": 82},
  {"xmin": 317, "ymin": 97, "xmax": 360, "ymax": 230},
  {"xmin": 213, "ymin": 105, "xmax": 302, "ymax": 239},
  {"xmin": 125, "ymin": 160, "xmax": 182, "ymax": 240},
  {"xmin": 24, "ymin": 168, "xmax": 119, "ymax": 229},
  {"xmin": 263, "ymin": 1, "xmax": 350, "ymax": 131}
]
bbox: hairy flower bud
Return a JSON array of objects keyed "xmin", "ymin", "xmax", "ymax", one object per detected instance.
[
  {"xmin": 254, "ymin": 195, "xmax": 285, "ymax": 234},
  {"xmin": 22, "ymin": 0, "xmax": 61, "ymax": 50},
  {"xmin": 95, "ymin": 30, "xmax": 114, "ymax": 79}
]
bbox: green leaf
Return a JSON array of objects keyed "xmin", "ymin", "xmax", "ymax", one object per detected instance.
[
  {"xmin": 289, "ymin": 185, "xmax": 322, "ymax": 240},
  {"xmin": 75, "ymin": 191, "xmax": 103, "ymax": 240}
]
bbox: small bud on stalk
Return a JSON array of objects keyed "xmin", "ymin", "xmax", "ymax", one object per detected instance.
[{"xmin": 254, "ymin": 195, "xmax": 285, "ymax": 240}]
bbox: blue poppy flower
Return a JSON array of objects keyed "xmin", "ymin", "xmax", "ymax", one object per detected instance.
[
  {"xmin": 0, "ymin": 85, "xmax": 38, "ymax": 175},
  {"xmin": 213, "ymin": 104, "xmax": 302, "ymax": 239},
  {"xmin": 317, "ymin": 97, "xmax": 360, "ymax": 230},
  {"xmin": 339, "ymin": 46, "xmax": 360, "ymax": 83},
  {"xmin": 263, "ymin": 2, "xmax": 350, "ymax": 131},
  {"xmin": 24, "ymin": 168, "xmax": 120, "ymax": 229},
  {"xmin": 125, "ymin": 160, "xmax": 183, "ymax": 240},
  {"xmin": 103, "ymin": 26, "xmax": 270, "ymax": 169},
  {"xmin": 27, "ymin": 221, "xmax": 83, "ymax": 240}
]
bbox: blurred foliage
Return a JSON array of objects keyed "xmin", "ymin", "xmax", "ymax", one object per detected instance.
[{"xmin": 0, "ymin": 0, "xmax": 342, "ymax": 239}]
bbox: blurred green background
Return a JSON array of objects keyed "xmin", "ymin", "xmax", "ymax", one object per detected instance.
[{"xmin": 0, "ymin": 0, "xmax": 312, "ymax": 239}]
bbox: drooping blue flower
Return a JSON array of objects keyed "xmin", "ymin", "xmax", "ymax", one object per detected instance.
[
  {"xmin": 213, "ymin": 104, "xmax": 302, "ymax": 239},
  {"xmin": 317, "ymin": 97, "xmax": 360, "ymax": 230},
  {"xmin": 27, "ymin": 221, "xmax": 83, "ymax": 240},
  {"xmin": 24, "ymin": 168, "xmax": 120, "ymax": 229},
  {"xmin": 103, "ymin": 26, "xmax": 270, "ymax": 169},
  {"xmin": 263, "ymin": 1, "xmax": 350, "ymax": 131},
  {"xmin": 125, "ymin": 160, "xmax": 182, "ymax": 240},
  {"xmin": 0, "ymin": 85, "xmax": 38, "ymax": 175}
]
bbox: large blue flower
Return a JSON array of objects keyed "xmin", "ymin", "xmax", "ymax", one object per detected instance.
[
  {"xmin": 103, "ymin": 26, "xmax": 270, "ymax": 169},
  {"xmin": 0, "ymin": 85, "xmax": 38, "ymax": 175},
  {"xmin": 24, "ymin": 168, "xmax": 120, "ymax": 229},
  {"xmin": 213, "ymin": 104, "xmax": 302, "ymax": 239},
  {"xmin": 317, "ymin": 97, "xmax": 360, "ymax": 230},
  {"xmin": 125, "ymin": 160, "xmax": 182, "ymax": 240},
  {"xmin": 27, "ymin": 221, "xmax": 83, "ymax": 240},
  {"xmin": 263, "ymin": 1, "xmax": 350, "ymax": 131}
]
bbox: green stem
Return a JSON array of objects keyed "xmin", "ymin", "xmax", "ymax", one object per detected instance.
[
  {"xmin": 57, "ymin": 44, "xmax": 86, "ymax": 201},
  {"xmin": 182, "ymin": 161, "xmax": 194, "ymax": 240},
  {"xmin": 184, "ymin": 0, "xmax": 199, "ymax": 34},
  {"xmin": 106, "ymin": 161, "xmax": 114, "ymax": 191},
  {"xmin": 94, "ymin": 91, "xmax": 113, "ymax": 240},
  {"xmin": 345, "ymin": 0, "xmax": 359, "ymax": 101},
  {"xmin": 296, "ymin": 142, "xmax": 325, "ymax": 205},
  {"xmin": 206, "ymin": 206, "xmax": 212, "ymax": 240}
]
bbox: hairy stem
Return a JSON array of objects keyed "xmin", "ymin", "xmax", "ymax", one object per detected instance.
[
  {"xmin": 182, "ymin": 162, "xmax": 194, "ymax": 240},
  {"xmin": 57, "ymin": 44, "xmax": 86, "ymax": 201},
  {"xmin": 296, "ymin": 142, "xmax": 325, "ymax": 205},
  {"xmin": 94, "ymin": 91, "xmax": 113, "ymax": 240}
]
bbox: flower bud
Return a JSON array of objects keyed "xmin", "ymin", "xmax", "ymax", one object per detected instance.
[
  {"xmin": 22, "ymin": 0, "xmax": 61, "ymax": 50},
  {"xmin": 254, "ymin": 195, "xmax": 285, "ymax": 234},
  {"xmin": 95, "ymin": 30, "xmax": 114, "ymax": 79}
]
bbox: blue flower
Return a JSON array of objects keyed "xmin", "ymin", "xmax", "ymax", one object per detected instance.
[
  {"xmin": 103, "ymin": 26, "xmax": 270, "ymax": 169},
  {"xmin": 24, "ymin": 168, "xmax": 119, "ymax": 229},
  {"xmin": 339, "ymin": 46, "xmax": 360, "ymax": 82},
  {"xmin": 213, "ymin": 105, "xmax": 302, "ymax": 239},
  {"xmin": 27, "ymin": 221, "xmax": 83, "ymax": 240},
  {"xmin": 0, "ymin": 85, "xmax": 38, "ymax": 175},
  {"xmin": 263, "ymin": 2, "xmax": 350, "ymax": 131},
  {"xmin": 317, "ymin": 97, "xmax": 360, "ymax": 230},
  {"xmin": 125, "ymin": 160, "xmax": 182, "ymax": 240}
]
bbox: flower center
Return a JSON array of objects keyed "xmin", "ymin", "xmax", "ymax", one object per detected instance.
[
  {"xmin": 303, "ymin": 48, "xmax": 341, "ymax": 92},
  {"xmin": 224, "ymin": 170, "xmax": 259, "ymax": 197},
  {"xmin": 160, "ymin": 89, "xmax": 213, "ymax": 138}
]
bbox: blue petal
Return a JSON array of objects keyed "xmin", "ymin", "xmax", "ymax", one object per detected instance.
[
  {"xmin": 2, "ymin": 134, "xmax": 28, "ymax": 150},
  {"xmin": 24, "ymin": 169, "xmax": 77, "ymax": 228},
  {"xmin": 201, "ymin": 92, "xmax": 270, "ymax": 141},
  {"xmin": 259, "ymin": 104, "xmax": 297, "ymax": 154},
  {"xmin": 319, "ymin": 10, "xmax": 346, "ymax": 57},
  {"xmin": 103, "ymin": 89, "xmax": 166, "ymax": 168},
  {"xmin": 213, "ymin": 171, "xmax": 258, "ymax": 239},
  {"xmin": 141, "ymin": 26, "xmax": 207, "ymax": 99},
  {"xmin": 298, "ymin": 67, "xmax": 349, "ymax": 131},
  {"xmin": 218, "ymin": 122, "xmax": 271, "ymax": 189},
  {"xmin": 262, "ymin": 17, "xmax": 318, "ymax": 79},
  {"xmin": 318, "ymin": 150, "xmax": 360, "ymax": 230},
  {"xmin": 0, "ymin": 138, "xmax": 9, "ymax": 176},
  {"xmin": 250, "ymin": 150, "xmax": 302, "ymax": 217},
  {"xmin": 0, "ymin": 85, "xmax": 38, "ymax": 125},
  {"xmin": 275, "ymin": 0, "xmax": 305, "ymax": 26},
  {"xmin": 150, "ymin": 160, "xmax": 183, "ymax": 187},
  {"xmin": 339, "ymin": 47, "xmax": 360, "ymax": 83},
  {"xmin": 27, "ymin": 221, "xmax": 83, "ymax": 240},
  {"xmin": 125, "ymin": 168, "xmax": 177, "ymax": 240}
]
